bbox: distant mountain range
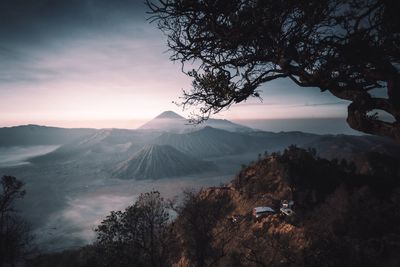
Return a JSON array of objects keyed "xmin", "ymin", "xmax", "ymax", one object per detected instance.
[
  {"xmin": 2, "ymin": 111, "xmax": 400, "ymax": 180},
  {"xmin": 154, "ymin": 126, "xmax": 251, "ymax": 157},
  {"xmin": 0, "ymin": 125, "xmax": 95, "ymax": 147}
]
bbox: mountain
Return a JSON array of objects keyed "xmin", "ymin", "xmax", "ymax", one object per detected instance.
[
  {"xmin": 73, "ymin": 128, "xmax": 156, "ymax": 149},
  {"xmin": 32, "ymin": 128, "xmax": 161, "ymax": 164},
  {"xmin": 138, "ymin": 110, "xmax": 252, "ymax": 133},
  {"xmin": 138, "ymin": 111, "xmax": 188, "ymax": 132},
  {"xmin": 247, "ymin": 130, "xmax": 320, "ymax": 151},
  {"xmin": 204, "ymin": 118, "xmax": 253, "ymax": 133},
  {"xmin": 0, "ymin": 125, "xmax": 95, "ymax": 147},
  {"xmin": 155, "ymin": 127, "xmax": 321, "ymax": 158},
  {"xmin": 25, "ymin": 121, "xmax": 400, "ymax": 173},
  {"xmin": 154, "ymin": 126, "xmax": 252, "ymax": 158},
  {"xmin": 301, "ymin": 134, "xmax": 400, "ymax": 173},
  {"xmin": 168, "ymin": 146, "xmax": 400, "ymax": 266},
  {"xmin": 153, "ymin": 110, "xmax": 184, "ymax": 119},
  {"xmin": 113, "ymin": 144, "xmax": 215, "ymax": 179},
  {"xmin": 31, "ymin": 146, "xmax": 400, "ymax": 266},
  {"xmin": 303, "ymin": 134, "xmax": 400, "ymax": 160}
]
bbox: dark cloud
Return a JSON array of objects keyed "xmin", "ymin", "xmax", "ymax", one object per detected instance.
[
  {"xmin": 0, "ymin": 0, "xmax": 148, "ymax": 45},
  {"xmin": 0, "ymin": 0, "xmax": 152, "ymax": 86}
]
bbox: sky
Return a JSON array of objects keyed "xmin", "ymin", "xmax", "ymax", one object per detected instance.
[{"xmin": 0, "ymin": 0, "xmax": 354, "ymax": 130}]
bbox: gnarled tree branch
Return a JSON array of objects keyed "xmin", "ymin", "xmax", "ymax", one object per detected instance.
[{"xmin": 147, "ymin": 0, "xmax": 400, "ymax": 142}]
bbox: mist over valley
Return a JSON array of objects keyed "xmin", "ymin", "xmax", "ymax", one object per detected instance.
[{"xmin": 1, "ymin": 111, "xmax": 399, "ymax": 252}]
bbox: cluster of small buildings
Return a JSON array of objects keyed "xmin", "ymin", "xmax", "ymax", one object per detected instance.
[
  {"xmin": 252, "ymin": 200, "xmax": 294, "ymax": 220},
  {"xmin": 230, "ymin": 200, "xmax": 295, "ymax": 224}
]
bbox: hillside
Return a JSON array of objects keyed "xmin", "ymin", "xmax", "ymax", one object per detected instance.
[
  {"xmin": 168, "ymin": 146, "xmax": 400, "ymax": 266},
  {"xmin": 303, "ymin": 134, "xmax": 400, "ymax": 160},
  {"xmin": 29, "ymin": 146, "xmax": 400, "ymax": 267},
  {"xmin": 0, "ymin": 125, "xmax": 95, "ymax": 147},
  {"xmin": 31, "ymin": 128, "xmax": 161, "ymax": 164},
  {"xmin": 112, "ymin": 144, "xmax": 216, "ymax": 179},
  {"xmin": 154, "ymin": 126, "xmax": 252, "ymax": 158},
  {"xmin": 155, "ymin": 127, "xmax": 323, "ymax": 158}
]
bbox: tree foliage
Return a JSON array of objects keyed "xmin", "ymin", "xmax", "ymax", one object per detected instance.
[
  {"xmin": 147, "ymin": 0, "xmax": 400, "ymax": 141},
  {"xmin": 176, "ymin": 189, "xmax": 234, "ymax": 267},
  {"xmin": 0, "ymin": 175, "xmax": 32, "ymax": 267},
  {"xmin": 94, "ymin": 191, "xmax": 174, "ymax": 267}
]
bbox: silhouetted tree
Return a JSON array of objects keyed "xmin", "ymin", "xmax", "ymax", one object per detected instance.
[
  {"xmin": 237, "ymin": 230, "xmax": 302, "ymax": 267},
  {"xmin": 176, "ymin": 189, "xmax": 234, "ymax": 267},
  {"xmin": 147, "ymin": 0, "xmax": 400, "ymax": 142},
  {"xmin": 94, "ymin": 191, "xmax": 174, "ymax": 267},
  {"xmin": 304, "ymin": 185, "xmax": 400, "ymax": 266},
  {"xmin": 0, "ymin": 175, "xmax": 32, "ymax": 267}
]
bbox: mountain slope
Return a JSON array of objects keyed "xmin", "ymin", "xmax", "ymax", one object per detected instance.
[
  {"xmin": 27, "ymin": 146, "xmax": 400, "ymax": 266},
  {"xmin": 31, "ymin": 129, "xmax": 161, "ymax": 164},
  {"xmin": 138, "ymin": 111, "xmax": 252, "ymax": 133},
  {"xmin": 154, "ymin": 126, "xmax": 252, "ymax": 158},
  {"xmin": 170, "ymin": 146, "xmax": 400, "ymax": 266},
  {"xmin": 138, "ymin": 111, "xmax": 188, "ymax": 132},
  {"xmin": 113, "ymin": 144, "xmax": 215, "ymax": 179},
  {"xmin": 247, "ymin": 130, "xmax": 320, "ymax": 151},
  {"xmin": 203, "ymin": 118, "xmax": 253, "ymax": 132},
  {"xmin": 303, "ymin": 134, "xmax": 400, "ymax": 160},
  {"xmin": 0, "ymin": 125, "xmax": 95, "ymax": 147},
  {"xmin": 155, "ymin": 127, "xmax": 321, "ymax": 158}
]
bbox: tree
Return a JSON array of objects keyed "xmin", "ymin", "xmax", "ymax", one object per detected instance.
[
  {"xmin": 0, "ymin": 175, "xmax": 32, "ymax": 267},
  {"xmin": 94, "ymin": 191, "xmax": 174, "ymax": 267},
  {"xmin": 147, "ymin": 0, "xmax": 400, "ymax": 142},
  {"xmin": 176, "ymin": 189, "xmax": 234, "ymax": 267}
]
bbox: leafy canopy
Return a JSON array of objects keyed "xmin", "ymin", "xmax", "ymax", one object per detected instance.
[
  {"xmin": 147, "ymin": 0, "xmax": 400, "ymax": 141},
  {"xmin": 95, "ymin": 191, "xmax": 172, "ymax": 267}
]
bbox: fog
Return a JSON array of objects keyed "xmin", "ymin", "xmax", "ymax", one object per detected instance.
[
  {"xmin": 1, "ymin": 121, "xmax": 313, "ymax": 252},
  {"xmin": 0, "ymin": 120, "xmax": 357, "ymax": 252},
  {"xmin": 35, "ymin": 193, "xmax": 136, "ymax": 251},
  {"xmin": 1, "ymin": 145, "xmax": 236, "ymax": 252},
  {"xmin": 0, "ymin": 145, "xmax": 59, "ymax": 167},
  {"xmin": 31, "ymin": 174, "xmax": 232, "ymax": 252}
]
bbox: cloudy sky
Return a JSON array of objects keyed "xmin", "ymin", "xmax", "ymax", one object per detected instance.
[{"xmin": 0, "ymin": 0, "xmax": 352, "ymax": 129}]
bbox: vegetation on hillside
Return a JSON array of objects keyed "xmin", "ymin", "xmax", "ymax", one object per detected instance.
[
  {"xmin": 0, "ymin": 175, "xmax": 33, "ymax": 267},
  {"xmin": 29, "ymin": 146, "xmax": 400, "ymax": 266}
]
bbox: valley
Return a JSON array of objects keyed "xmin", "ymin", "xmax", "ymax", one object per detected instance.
[{"xmin": 1, "ymin": 111, "xmax": 399, "ymax": 252}]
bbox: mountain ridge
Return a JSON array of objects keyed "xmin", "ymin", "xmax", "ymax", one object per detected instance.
[
  {"xmin": 0, "ymin": 125, "xmax": 96, "ymax": 147},
  {"xmin": 154, "ymin": 110, "xmax": 185, "ymax": 119},
  {"xmin": 113, "ymin": 144, "xmax": 215, "ymax": 179},
  {"xmin": 138, "ymin": 111, "xmax": 252, "ymax": 133}
]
